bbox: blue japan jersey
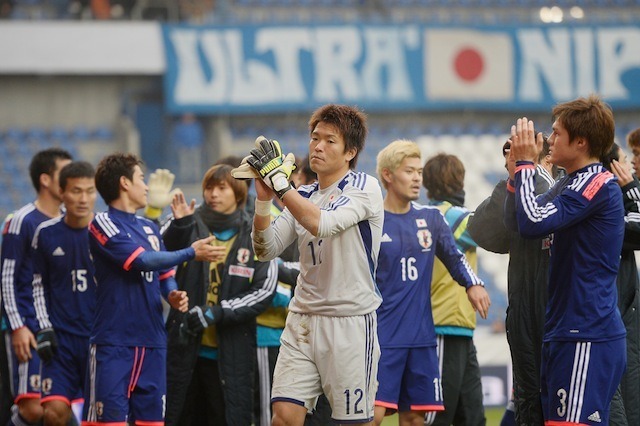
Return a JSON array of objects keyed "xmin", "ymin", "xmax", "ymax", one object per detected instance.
[
  {"xmin": 32, "ymin": 216, "xmax": 96, "ymax": 337},
  {"xmin": 512, "ymin": 162, "xmax": 626, "ymax": 342},
  {"xmin": 376, "ymin": 203, "xmax": 482, "ymax": 348},
  {"xmin": 88, "ymin": 207, "xmax": 174, "ymax": 348},
  {"xmin": 1, "ymin": 203, "xmax": 56, "ymax": 332}
]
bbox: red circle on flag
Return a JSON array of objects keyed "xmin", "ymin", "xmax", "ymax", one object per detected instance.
[{"xmin": 454, "ymin": 48, "xmax": 484, "ymax": 82}]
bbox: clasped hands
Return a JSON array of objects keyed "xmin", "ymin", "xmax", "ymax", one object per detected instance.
[
  {"xmin": 231, "ymin": 136, "xmax": 297, "ymax": 199},
  {"xmin": 507, "ymin": 117, "xmax": 545, "ymax": 180}
]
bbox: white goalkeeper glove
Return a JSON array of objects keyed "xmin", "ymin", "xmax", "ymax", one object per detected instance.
[
  {"xmin": 144, "ymin": 168, "xmax": 180, "ymax": 220},
  {"xmin": 231, "ymin": 154, "xmax": 261, "ymax": 180}
]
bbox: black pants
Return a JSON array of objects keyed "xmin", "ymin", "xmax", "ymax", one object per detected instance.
[
  {"xmin": 432, "ymin": 335, "xmax": 486, "ymax": 426},
  {"xmin": 254, "ymin": 346, "xmax": 279, "ymax": 426},
  {"xmin": 253, "ymin": 346, "xmax": 332, "ymax": 425},
  {"xmin": 178, "ymin": 357, "xmax": 225, "ymax": 426},
  {"xmin": 0, "ymin": 331, "xmax": 12, "ymax": 426}
]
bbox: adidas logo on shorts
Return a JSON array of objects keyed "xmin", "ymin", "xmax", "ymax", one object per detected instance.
[
  {"xmin": 52, "ymin": 247, "xmax": 65, "ymax": 256},
  {"xmin": 380, "ymin": 233, "xmax": 393, "ymax": 243},
  {"xmin": 587, "ymin": 411, "xmax": 602, "ymax": 423}
]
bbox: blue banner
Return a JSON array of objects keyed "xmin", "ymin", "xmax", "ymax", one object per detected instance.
[{"xmin": 162, "ymin": 23, "xmax": 640, "ymax": 113}]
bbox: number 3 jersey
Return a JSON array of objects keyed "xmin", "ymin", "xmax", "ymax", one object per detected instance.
[
  {"xmin": 32, "ymin": 215, "xmax": 96, "ymax": 337},
  {"xmin": 88, "ymin": 207, "xmax": 174, "ymax": 348},
  {"xmin": 375, "ymin": 203, "xmax": 482, "ymax": 348}
]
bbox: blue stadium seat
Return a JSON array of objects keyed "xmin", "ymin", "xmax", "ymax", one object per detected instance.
[
  {"xmin": 4, "ymin": 128, "xmax": 24, "ymax": 143},
  {"xmin": 402, "ymin": 123, "xmax": 421, "ymax": 139},
  {"xmin": 92, "ymin": 126, "xmax": 115, "ymax": 141},
  {"xmin": 425, "ymin": 123, "xmax": 445, "ymax": 137},
  {"xmin": 49, "ymin": 126, "xmax": 69, "ymax": 143},
  {"xmin": 446, "ymin": 123, "xmax": 465, "ymax": 137},
  {"xmin": 71, "ymin": 126, "xmax": 90, "ymax": 141},
  {"xmin": 26, "ymin": 127, "xmax": 46, "ymax": 142},
  {"xmin": 487, "ymin": 122, "xmax": 508, "ymax": 137},
  {"xmin": 466, "ymin": 122, "xmax": 486, "ymax": 136}
]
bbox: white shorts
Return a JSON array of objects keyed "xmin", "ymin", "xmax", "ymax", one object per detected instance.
[{"xmin": 271, "ymin": 311, "xmax": 380, "ymax": 423}]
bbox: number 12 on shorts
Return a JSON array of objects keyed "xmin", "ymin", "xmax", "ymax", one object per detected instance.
[{"xmin": 343, "ymin": 388, "xmax": 364, "ymax": 415}]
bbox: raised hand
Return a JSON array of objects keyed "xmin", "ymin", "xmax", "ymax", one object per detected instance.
[
  {"xmin": 510, "ymin": 117, "xmax": 543, "ymax": 163},
  {"xmin": 231, "ymin": 154, "xmax": 261, "ymax": 180},
  {"xmin": 611, "ymin": 159, "xmax": 633, "ymax": 187},
  {"xmin": 170, "ymin": 190, "xmax": 196, "ymax": 220},
  {"xmin": 247, "ymin": 137, "xmax": 297, "ymax": 199},
  {"xmin": 146, "ymin": 169, "xmax": 181, "ymax": 220}
]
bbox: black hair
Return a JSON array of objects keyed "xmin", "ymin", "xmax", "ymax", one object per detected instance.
[
  {"xmin": 59, "ymin": 161, "xmax": 95, "ymax": 191},
  {"xmin": 95, "ymin": 153, "xmax": 143, "ymax": 205},
  {"xmin": 29, "ymin": 147, "xmax": 73, "ymax": 192}
]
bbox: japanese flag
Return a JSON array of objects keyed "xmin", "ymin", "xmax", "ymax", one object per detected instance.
[{"xmin": 425, "ymin": 29, "xmax": 514, "ymax": 101}]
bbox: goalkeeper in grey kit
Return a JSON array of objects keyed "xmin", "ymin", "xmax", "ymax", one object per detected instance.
[{"xmin": 233, "ymin": 104, "xmax": 384, "ymax": 426}]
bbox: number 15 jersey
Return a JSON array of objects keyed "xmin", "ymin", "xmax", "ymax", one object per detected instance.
[{"xmin": 31, "ymin": 215, "xmax": 96, "ymax": 337}]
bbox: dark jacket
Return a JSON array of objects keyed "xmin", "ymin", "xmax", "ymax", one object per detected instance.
[
  {"xmin": 162, "ymin": 210, "xmax": 277, "ymax": 426},
  {"xmin": 468, "ymin": 170, "xmax": 553, "ymax": 426}
]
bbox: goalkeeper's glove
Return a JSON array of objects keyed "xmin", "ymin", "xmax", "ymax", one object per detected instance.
[
  {"xmin": 231, "ymin": 155, "xmax": 261, "ymax": 180},
  {"xmin": 247, "ymin": 137, "xmax": 297, "ymax": 199},
  {"xmin": 36, "ymin": 328, "xmax": 58, "ymax": 363},
  {"xmin": 184, "ymin": 305, "xmax": 215, "ymax": 334},
  {"xmin": 144, "ymin": 169, "xmax": 180, "ymax": 220}
]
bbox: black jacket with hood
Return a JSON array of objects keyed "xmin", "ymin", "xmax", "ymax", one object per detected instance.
[
  {"xmin": 162, "ymin": 207, "xmax": 277, "ymax": 426},
  {"xmin": 468, "ymin": 167, "xmax": 553, "ymax": 426}
]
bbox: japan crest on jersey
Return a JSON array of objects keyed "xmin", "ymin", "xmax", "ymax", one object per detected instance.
[
  {"xmin": 29, "ymin": 374, "xmax": 41, "ymax": 391},
  {"xmin": 237, "ymin": 248, "xmax": 250, "ymax": 264},
  {"xmin": 417, "ymin": 229, "xmax": 432, "ymax": 250},
  {"xmin": 148, "ymin": 235, "xmax": 160, "ymax": 251},
  {"xmin": 41, "ymin": 378, "xmax": 53, "ymax": 394}
]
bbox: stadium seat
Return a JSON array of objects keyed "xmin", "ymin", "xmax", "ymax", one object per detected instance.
[
  {"xmin": 4, "ymin": 128, "xmax": 24, "ymax": 143},
  {"xmin": 71, "ymin": 126, "xmax": 91, "ymax": 141},
  {"xmin": 26, "ymin": 127, "xmax": 47, "ymax": 142},
  {"xmin": 49, "ymin": 126, "xmax": 69, "ymax": 142},
  {"xmin": 92, "ymin": 126, "xmax": 115, "ymax": 141}
]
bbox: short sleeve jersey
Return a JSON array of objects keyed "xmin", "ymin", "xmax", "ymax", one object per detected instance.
[
  {"xmin": 88, "ymin": 207, "xmax": 174, "ymax": 347},
  {"xmin": 260, "ymin": 171, "xmax": 384, "ymax": 316},
  {"xmin": 376, "ymin": 203, "xmax": 482, "ymax": 348},
  {"xmin": 32, "ymin": 216, "xmax": 96, "ymax": 337},
  {"xmin": 1, "ymin": 203, "xmax": 55, "ymax": 332}
]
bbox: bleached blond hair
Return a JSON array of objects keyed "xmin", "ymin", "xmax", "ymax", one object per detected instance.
[{"xmin": 376, "ymin": 139, "xmax": 421, "ymax": 190}]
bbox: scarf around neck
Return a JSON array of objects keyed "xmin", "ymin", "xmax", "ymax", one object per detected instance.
[
  {"xmin": 196, "ymin": 203, "xmax": 242, "ymax": 233},
  {"xmin": 441, "ymin": 190, "xmax": 466, "ymax": 207}
]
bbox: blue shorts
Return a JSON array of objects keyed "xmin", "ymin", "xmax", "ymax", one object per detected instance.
[
  {"xmin": 375, "ymin": 346, "xmax": 444, "ymax": 413},
  {"xmin": 541, "ymin": 338, "xmax": 626, "ymax": 425},
  {"xmin": 40, "ymin": 331, "xmax": 88, "ymax": 406},
  {"xmin": 11, "ymin": 345, "xmax": 40, "ymax": 402},
  {"xmin": 82, "ymin": 344, "xmax": 166, "ymax": 425}
]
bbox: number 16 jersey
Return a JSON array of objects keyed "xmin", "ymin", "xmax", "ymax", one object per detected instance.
[{"xmin": 376, "ymin": 202, "xmax": 482, "ymax": 348}]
